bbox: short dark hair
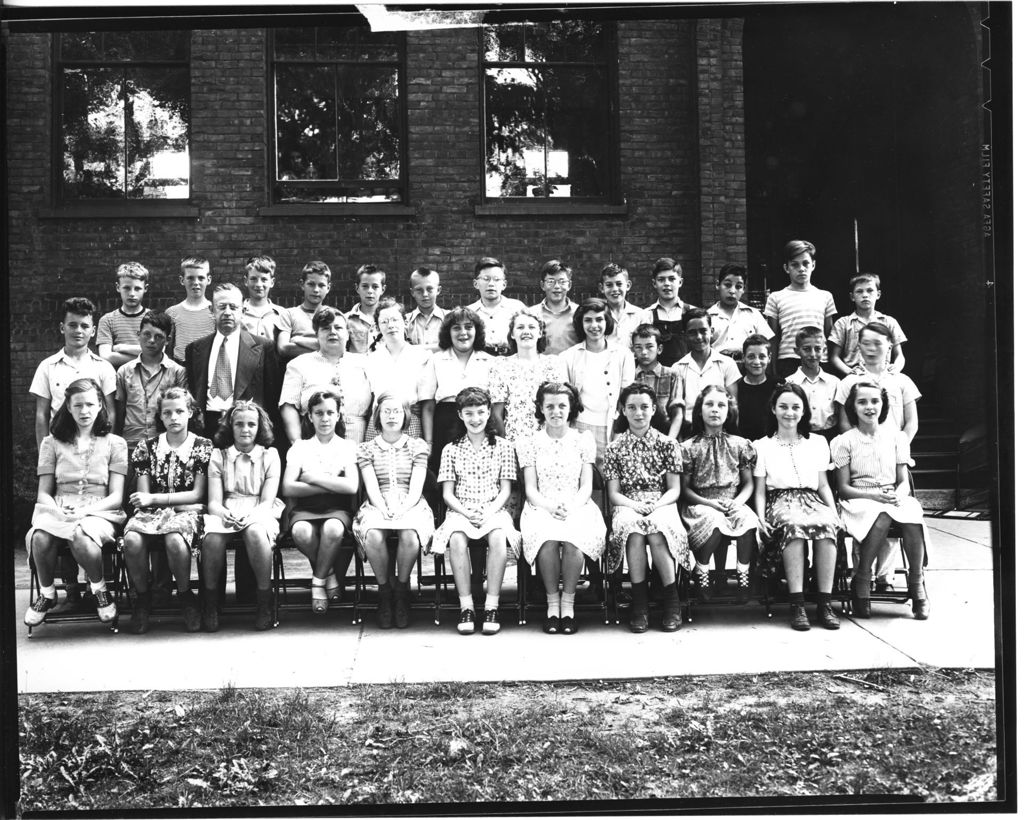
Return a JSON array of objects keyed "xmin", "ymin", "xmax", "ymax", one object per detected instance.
[
  {"xmin": 474, "ymin": 257, "xmax": 505, "ymax": 277},
  {"xmin": 62, "ymin": 297, "xmax": 96, "ymax": 322},
  {"xmin": 572, "ymin": 298, "xmax": 615, "ymax": 340},
  {"xmin": 651, "ymin": 257, "xmax": 681, "ymax": 278},
  {"xmin": 742, "ymin": 333, "xmax": 772, "ymax": 354},
  {"xmin": 631, "ymin": 323, "xmax": 662, "ymax": 345},
  {"xmin": 717, "ymin": 263, "xmax": 747, "ymax": 284},
  {"xmin": 534, "ymin": 381, "xmax": 582, "ymax": 425},
  {"xmin": 616, "ymin": 381, "xmax": 658, "ymax": 411},
  {"xmin": 356, "ymin": 264, "xmax": 387, "ymax": 285},
  {"xmin": 784, "ymin": 240, "xmax": 816, "ymax": 261},
  {"xmin": 539, "ymin": 259, "xmax": 572, "ymax": 280},
  {"xmin": 312, "ymin": 305, "xmax": 347, "ymax": 332},
  {"xmin": 139, "ymin": 310, "xmax": 173, "ymax": 337},
  {"xmin": 438, "ymin": 306, "xmax": 487, "ymax": 352},
  {"xmin": 794, "ymin": 326, "xmax": 825, "ymax": 349},
  {"xmin": 681, "ymin": 308, "xmax": 710, "ymax": 333},
  {"xmin": 302, "ymin": 260, "xmax": 332, "ymax": 281},
  {"xmin": 452, "ymin": 386, "xmax": 497, "ymax": 445},
  {"xmin": 858, "ymin": 321, "xmax": 894, "ymax": 342},
  {"xmin": 844, "ymin": 381, "xmax": 890, "ymax": 427},
  {"xmin": 764, "ymin": 382, "xmax": 812, "ymax": 438},
  {"xmin": 600, "ymin": 262, "xmax": 629, "ymax": 281},
  {"xmin": 212, "ymin": 399, "xmax": 276, "ymax": 448}
]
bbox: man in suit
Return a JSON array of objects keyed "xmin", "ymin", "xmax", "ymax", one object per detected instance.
[{"xmin": 185, "ymin": 282, "xmax": 280, "ymax": 440}]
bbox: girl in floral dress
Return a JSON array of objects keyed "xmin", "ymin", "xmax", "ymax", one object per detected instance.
[
  {"xmin": 353, "ymin": 393, "xmax": 435, "ymax": 629},
  {"xmin": 201, "ymin": 400, "xmax": 284, "ymax": 632},
  {"xmin": 282, "ymin": 390, "xmax": 360, "ymax": 613},
  {"xmin": 488, "ymin": 309, "xmax": 567, "ymax": 445},
  {"xmin": 432, "ymin": 386, "xmax": 521, "ymax": 636},
  {"xmin": 517, "ymin": 382, "xmax": 606, "ymax": 634},
  {"xmin": 122, "ymin": 386, "xmax": 212, "ymax": 633},
  {"xmin": 604, "ymin": 383, "xmax": 688, "ymax": 634},
  {"xmin": 679, "ymin": 384, "xmax": 760, "ymax": 604},
  {"xmin": 752, "ymin": 382, "xmax": 842, "ymax": 632},
  {"xmin": 24, "ymin": 378, "xmax": 128, "ymax": 629}
]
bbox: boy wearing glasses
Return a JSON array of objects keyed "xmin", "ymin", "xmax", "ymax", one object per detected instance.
[
  {"xmin": 467, "ymin": 257, "xmax": 526, "ymax": 356},
  {"xmin": 529, "ymin": 259, "xmax": 579, "ymax": 354}
]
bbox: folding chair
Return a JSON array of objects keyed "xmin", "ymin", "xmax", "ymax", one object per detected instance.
[{"xmin": 27, "ymin": 537, "xmax": 126, "ymax": 635}]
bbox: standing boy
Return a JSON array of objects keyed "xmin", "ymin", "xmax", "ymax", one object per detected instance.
[
  {"xmin": 706, "ymin": 263, "xmax": 774, "ymax": 362},
  {"xmin": 763, "ymin": 239, "xmax": 838, "ymax": 379},
  {"xmin": 529, "ymin": 259, "xmax": 578, "ymax": 354},
  {"xmin": 467, "ymin": 257, "xmax": 526, "ymax": 356},
  {"xmin": 240, "ymin": 254, "xmax": 285, "ymax": 342},
  {"xmin": 406, "ymin": 267, "xmax": 448, "ymax": 351},
  {"xmin": 97, "ymin": 261, "xmax": 149, "ymax": 369},
  {"xmin": 166, "ymin": 256, "xmax": 215, "ymax": 365},
  {"xmin": 30, "ymin": 297, "xmax": 117, "ymax": 448},
  {"xmin": 600, "ymin": 262, "xmax": 651, "ymax": 349},
  {"xmin": 667, "ymin": 308, "xmax": 740, "ymax": 440},
  {"xmin": 630, "ymin": 325, "xmax": 681, "ymax": 437},
  {"xmin": 786, "ymin": 326, "xmax": 840, "ymax": 440},
  {"xmin": 646, "ymin": 257, "xmax": 698, "ymax": 367},
  {"xmin": 346, "ymin": 264, "xmax": 386, "ymax": 354},
  {"xmin": 735, "ymin": 333, "xmax": 783, "ymax": 442},
  {"xmin": 277, "ymin": 260, "xmax": 332, "ymax": 362},
  {"xmin": 114, "ymin": 311, "xmax": 188, "ymax": 450},
  {"xmin": 828, "ymin": 272, "xmax": 908, "ymax": 375}
]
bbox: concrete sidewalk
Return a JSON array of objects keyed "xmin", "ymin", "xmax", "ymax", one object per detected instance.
[{"xmin": 13, "ymin": 518, "xmax": 997, "ymax": 693}]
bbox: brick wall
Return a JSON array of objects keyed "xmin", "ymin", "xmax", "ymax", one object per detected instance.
[{"xmin": 7, "ymin": 19, "xmax": 743, "ymax": 440}]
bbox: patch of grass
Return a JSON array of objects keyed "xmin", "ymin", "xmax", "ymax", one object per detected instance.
[{"xmin": 18, "ymin": 671, "xmax": 1000, "ymax": 811}]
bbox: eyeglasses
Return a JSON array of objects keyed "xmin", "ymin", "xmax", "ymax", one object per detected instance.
[
  {"xmin": 476, "ymin": 276, "xmax": 505, "ymax": 283},
  {"xmin": 543, "ymin": 278, "xmax": 571, "ymax": 287}
]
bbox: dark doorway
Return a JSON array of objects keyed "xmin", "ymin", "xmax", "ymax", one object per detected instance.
[{"xmin": 743, "ymin": 3, "xmax": 985, "ymax": 396}]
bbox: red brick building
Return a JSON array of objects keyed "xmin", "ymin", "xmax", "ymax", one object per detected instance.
[{"xmin": 4, "ymin": 4, "xmax": 992, "ymax": 444}]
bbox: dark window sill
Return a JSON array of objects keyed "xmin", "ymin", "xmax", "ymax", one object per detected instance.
[
  {"xmin": 259, "ymin": 204, "xmax": 416, "ymax": 217},
  {"xmin": 39, "ymin": 203, "xmax": 199, "ymax": 219},
  {"xmin": 474, "ymin": 202, "xmax": 628, "ymax": 217}
]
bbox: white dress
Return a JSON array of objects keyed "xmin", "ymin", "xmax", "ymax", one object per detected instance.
[{"xmin": 516, "ymin": 429, "xmax": 607, "ymax": 564}]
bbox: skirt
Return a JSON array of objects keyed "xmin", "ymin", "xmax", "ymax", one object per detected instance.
[
  {"xmin": 125, "ymin": 506, "xmax": 202, "ymax": 544},
  {"xmin": 287, "ymin": 493, "xmax": 353, "ymax": 532},
  {"xmin": 680, "ymin": 486, "xmax": 760, "ymax": 549},
  {"xmin": 352, "ymin": 494, "xmax": 435, "ymax": 556},
  {"xmin": 607, "ymin": 491, "xmax": 689, "ymax": 573},
  {"xmin": 26, "ymin": 498, "xmax": 126, "ymax": 552},
  {"xmin": 839, "ymin": 495, "xmax": 928, "ymax": 545},
  {"xmin": 203, "ymin": 495, "xmax": 286, "ymax": 543},
  {"xmin": 763, "ymin": 488, "xmax": 840, "ymax": 568},
  {"xmin": 430, "ymin": 508, "xmax": 522, "ymax": 563},
  {"xmin": 519, "ymin": 499, "xmax": 607, "ymax": 564}
]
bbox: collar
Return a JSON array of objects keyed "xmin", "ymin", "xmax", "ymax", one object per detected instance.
[
  {"xmin": 534, "ymin": 299, "xmax": 577, "ymax": 316},
  {"xmin": 648, "ymin": 297, "xmax": 690, "ymax": 311},
  {"xmin": 373, "ymin": 434, "xmax": 410, "ymax": 451},
  {"xmin": 118, "ymin": 306, "xmax": 146, "ymax": 318},
  {"xmin": 409, "ymin": 306, "xmax": 446, "ymax": 322},
  {"xmin": 708, "ymin": 302, "xmax": 755, "ymax": 315},
  {"xmin": 850, "ymin": 310, "xmax": 886, "ymax": 323},
  {"xmin": 345, "ymin": 304, "xmax": 377, "ymax": 322},
  {"xmin": 215, "ymin": 328, "xmax": 241, "ymax": 343},
  {"xmin": 626, "ymin": 427, "xmax": 658, "ymax": 444},
  {"xmin": 793, "ymin": 368, "xmax": 824, "ymax": 383},
  {"xmin": 57, "ymin": 348, "xmax": 103, "ymax": 365},
  {"xmin": 156, "ymin": 432, "xmax": 195, "ymax": 459},
  {"xmin": 130, "ymin": 354, "xmax": 177, "ymax": 372},
  {"xmin": 679, "ymin": 350, "xmax": 724, "ymax": 367},
  {"xmin": 242, "ymin": 299, "xmax": 280, "ymax": 315},
  {"xmin": 226, "ymin": 444, "xmax": 264, "ymax": 460}
]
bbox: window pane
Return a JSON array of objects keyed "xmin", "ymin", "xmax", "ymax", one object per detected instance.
[
  {"xmin": 482, "ymin": 26, "xmax": 524, "ymax": 62},
  {"xmin": 544, "ymin": 67, "xmax": 610, "ymax": 197},
  {"xmin": 64, "ymin": 31, "xmax": 189, "ymax": 62},
  {"xmin": 317, "ymin": 28, "xmax": 400, "ymax": 61},
  {"xmin": 485, "ymin": 67, "xmax": 544, "ymax": 197},
  {"xmin": 61, "ymin": 33, "xmax": 104, "ymax": 61},
  {"xmin": 337, "ymin": 66, "xmax": 400, "ymax": 181},
  {"xmin": 524, "ymin": 21, "xmax": 607, "ymax": 63},
  {"xmin": 272, "ymin": 182, "xmax": 401, "ymax": 204},
  {"xmin": 125, "ymin": 68, "xmax": 190, "ymax": 199},
  {"xmin": 62, "ymin": 68, "xmax": 126, "ymax": 199},
  {"xmin": 274, "ymin": 27, "xmax": 316, "ymax": 60},
  {"xmin": 276, "ymin": 65, "xmax": 337, "ymax": 180}
]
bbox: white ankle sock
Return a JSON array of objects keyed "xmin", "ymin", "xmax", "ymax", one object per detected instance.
[
  {"xmin": 311, "ymin": 576, "xmax": 326, "ymax": 587},
  {"xmin": 696, "ymin": 561, "xmax": 711, "ymax": 573},
  {"xmin": 736, "ymin": 561, "xmax": 750, "ymax": 572},
  {"xmin": 561, "ymin": 591, "xmax": 576, "ymax": 618},
  {"xmin": 90, "ymin": 580, "xmax": 106, "ymax": 595},
  {"xmin": 546, "ymin": 593, "xmax": 560, "ymax": 618},
  {"xmin": 484, "ymin": 593, "xmax": 500, "ymax": 611},
  {"xmin": 41, "ymin": 584, "xmax": 56, "ymax": 599},
  {"xmin": 459, "ymin": 595, "xmax": 474, "ymax": 610}
]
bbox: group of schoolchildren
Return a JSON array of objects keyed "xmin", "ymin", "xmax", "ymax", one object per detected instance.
[{"xmin": 23, "ymin": 238, "xmax": 931, "ymax": 638}]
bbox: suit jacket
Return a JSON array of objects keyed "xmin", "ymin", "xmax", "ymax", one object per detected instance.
[{"xmin": 185, "ymin": 329, "xmax": 280, "ymax": 413}]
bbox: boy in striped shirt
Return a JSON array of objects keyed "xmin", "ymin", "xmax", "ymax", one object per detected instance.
[
  {"xmin": 97, "ymin": 261, "xmax": 149, "ymax": 369},
  {"xmin": 764, "ymin": 239, "xmax": 837, "ymax": 379},
  {"xmin": 166, "ymin": 256, "xmax": 215, "ymax": 365}
]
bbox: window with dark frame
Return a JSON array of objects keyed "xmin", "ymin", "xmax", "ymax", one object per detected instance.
[
  {"xmin": 270, "ymin": 27, "xmax": 406, "ymax": 205},
  {"xmin": 57, "ymin": 31, "xmax": 191, "ymax": 202},
  {"xmin": 482, "ymin": 21, "xmax": 617, "ymax": 201}
]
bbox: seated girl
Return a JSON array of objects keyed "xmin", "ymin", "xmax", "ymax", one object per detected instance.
[
  {"xmin": 679, "ymin": 384, "xmax": 761, "ymax": 604},
  {"xmin": 604, "ymin": 383, "xmax": 688, "ymax": 634},
  {"xmin": 431, "ymin": 386, "xmax": 521, "ymax": 636},
  {"xmin": 753, "ymin": 383, "xmax": 842, "ymax": 632},
  {"xmin": 122, "ymin": 386, "xmax": 212, "ymax": 633},
  {"xmin": 282, "ymin": 390, "xmax": 360, "ymax": 613},
  {"xmin": 201, "ymin": 400, "xmax": 285, "ymax": 632},
  {"xmin": 24, "ymin": 378, "xmax": 128, "ymax": 628},
  {"xmin": 517, "ymin": 382, "xmax": 607, "ymax": 635},
  {"xmin": 831, "ymin": 381, "xmax": 930, "ymax": 620},
  {"xmin": 352, "ymin": 393, "xmax": 435, "ymax": 629}
]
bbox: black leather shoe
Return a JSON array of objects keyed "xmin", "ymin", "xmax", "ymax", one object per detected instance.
[
  {"xmin": 912, "ymin": 595, "xmax": 931, "ymax": 620},
  {"xmin": 662, "ymin": 604, "xmax": 682, "ymax": 632},
  {"xmin": 560, "ymin": 616, "xmax": 578, "ymax": 635},
  {"xmin": 851, "ymin": 596, "xmax": 872, "ymax": 619},
  {"xmin": 544, "ymin": 615, "xmax": 559, "ymax": 634},
  {"xmin": 790, "ymin": 604, "xmax": 810, "ymax": 631},
  {"xmin": 818, "ymin": 604, "xmax": 840, "ymax": 630},
  {"xmin": 629, "ymin": 610, "xmax": 649, "ymax": 633}
]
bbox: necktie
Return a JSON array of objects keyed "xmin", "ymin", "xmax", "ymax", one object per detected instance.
[{"xmin": 213, "ymin": 340, "xmax": 233, "ymax": 400}]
